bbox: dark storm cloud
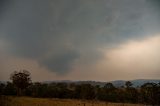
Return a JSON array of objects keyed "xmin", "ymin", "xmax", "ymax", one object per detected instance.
[
  {"xmin": 0, "ymin": 0, "xmax": 10, "ymax": 15},
  {"xmin": 0, "ymin": 0, "xmax": 160, "ymax": 74},
  {"xmin": 0, "ymin": 0, "xmax": 54, "ymax": 58},
  {"xmin": 41, "ymin": 49, "xmax": 79, "ymax": 74}
]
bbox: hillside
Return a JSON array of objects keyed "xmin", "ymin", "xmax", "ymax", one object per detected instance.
[{"xmin": 43, "ymin": 79, "xmax": 160, "ymax": 87}]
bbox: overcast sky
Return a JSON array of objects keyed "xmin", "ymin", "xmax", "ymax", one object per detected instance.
[{"xmin": 0, "ymin": 0, "xmax": 160, "ymax": 81}]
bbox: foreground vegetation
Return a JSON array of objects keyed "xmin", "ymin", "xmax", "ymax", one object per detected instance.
[
  {"xmin": 0, "ymin": 96, "xmax": 145, "ymax": 106},
  {"xmin": 0, "ymin": 70, "xmax": 160, "ymax": 106}
]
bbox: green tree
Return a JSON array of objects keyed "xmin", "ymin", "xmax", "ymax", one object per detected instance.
[
  {"xmin": 3, "ymin": 82, "xmax": 16, "ymax": 95},
  {"xmin": 0, "ymin": 83, "xmax": 5, "ymax": 95},
  {"xmin": 103, "ymin": 83, "xmax": 117, "ymax": 102},
  {"xmin": 75, "ymin": 84, "xmax": 95, "ymax": 99},
  {"xmin": 141, "ymin": 83, "xmax": 159, "ymax": 105},
  {"xmin": 10, "ymin": 70, "xmax": 31, "ymax": 96},
  {"xmin": 125, "ymin": 81, "xmax": 133, "ymax": 88},
  {"xmin": 104, "ymin": 83, "xmax": 115, "ymax": 90}
]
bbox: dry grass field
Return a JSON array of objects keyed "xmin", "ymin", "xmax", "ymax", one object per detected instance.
[{"xmin": 0, "ymin": 96, "xmax": 145, "ymax": 106}]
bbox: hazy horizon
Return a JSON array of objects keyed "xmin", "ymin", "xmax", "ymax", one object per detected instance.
[{"xmin": 0, "ymin": 0, "xmax": 160, "ymax": 81}]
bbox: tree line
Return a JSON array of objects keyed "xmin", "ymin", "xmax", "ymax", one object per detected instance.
[{"xmin": 0, "ymin": 70, "xmax": 160, "ymax": 105}]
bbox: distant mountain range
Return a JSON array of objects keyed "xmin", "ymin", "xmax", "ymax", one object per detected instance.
[
  {"xmin": 110, "ymin": 79, "xmax": 160, "ymax": 87},
  {"xmin": 43, "ymin": 79, "xmax": 160, "ymax": 87},
  {"xmin": 1, "ymin": 79, "xmax": 159, "ymax": 88}
]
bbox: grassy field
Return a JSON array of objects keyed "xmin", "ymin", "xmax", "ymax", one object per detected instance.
[{"xmin": 0, "ymin": 96, "xmax": 145, "ymax": 106}]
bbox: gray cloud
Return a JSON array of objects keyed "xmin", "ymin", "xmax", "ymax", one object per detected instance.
[
  {"xmin": 41, "ymin": 49, "xmax": 79, "ymax": 74},
  {"xmin": 0, "ymin": 0, "xmax": 160, "ymax": 75}
]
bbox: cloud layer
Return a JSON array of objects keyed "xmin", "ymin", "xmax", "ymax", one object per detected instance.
[{"xmin": 0, "ymin": 0, "xmax": 160, "ymax": 81}]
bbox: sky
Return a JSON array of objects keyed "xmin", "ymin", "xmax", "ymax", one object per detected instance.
[{"xmin": 0, "ymin": 0, "xmax": 160, "ymax": 81}]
